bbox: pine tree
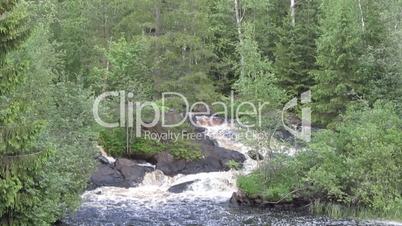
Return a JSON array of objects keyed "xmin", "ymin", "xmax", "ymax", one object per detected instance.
[
  {"xmin": 274, "ymin": 0, "xmax": 320, "ymax": 99},
  {"xmin": 313, "ymin": 0, "xmax": 364, "ymax": 126},
  {"xmin": 0, "ymin": 1, "xmax": 50, "ymax": 224}
]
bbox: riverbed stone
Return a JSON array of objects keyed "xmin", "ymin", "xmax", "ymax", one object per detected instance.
[
  {"xmin": 168, "ymin": 180, "xmax": 200, "ymax": 193},
  {"xmin": 90, "ymin": 158, "xmax": 155, "ymax": 189},
  {"xmin": 90, "ymin": 164, "xmax": 128, "ymax": 188},
  {"xmin": 115, "ymin": 158, "xmax": 154, "ymax": 187},
  {"xmin": 247, "ymin": 150, "xmax": 264, "ymax": 161}
]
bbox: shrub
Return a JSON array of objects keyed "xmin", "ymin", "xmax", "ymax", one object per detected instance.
[
  {"xmin": 226, "ymin": 160, "xmax": 241, "ymax": 170},
  {"xmin": 168, "ymin": 139, "xmax": 202, "ymax": 161},
  {"xmin": 238, "ymin": 101, "xmax": 402, "ymax": 219}
]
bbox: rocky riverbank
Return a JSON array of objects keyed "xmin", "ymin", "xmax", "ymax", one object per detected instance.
[{"xmin": 89, "ymin": 117, "xmax": 246, "ymax": 189}]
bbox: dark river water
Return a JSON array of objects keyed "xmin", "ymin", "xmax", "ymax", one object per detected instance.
[{"xmin": 63, "ymin": 197, "xmax": 399, "ymax": 226}]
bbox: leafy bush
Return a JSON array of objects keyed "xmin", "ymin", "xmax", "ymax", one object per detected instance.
[
  {"xmin": 239, "ymin": 101, "xmax": 402, "ymax": 219},
  {"xmin": 226, "ymin": 160, "xmax": 241, "ymax": 170},
  {"xmin": 99, "ymin": 129, "xmax": 164, "ymax": 157},
  {"xmin": 99, "ymin": 128, "xmax": 202, "ymax": 161},
  {"xmin": 132, "ymin": 137, "xmax": 164, "ymax": 155},
  {"xmin": 168, "ymin": 139, "xmax": 202, "ymax": 161},
  {"xmin": 238, "ymin": 173, "xmax": 266, "ymax": 197}
]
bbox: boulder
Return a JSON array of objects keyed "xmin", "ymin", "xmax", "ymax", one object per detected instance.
[
  {"xmin": 155, "ymin": 152, "xmax": 186, "ymax": 176},
  {"xmin": 247, "ymin": 150, "xmax": 264, "ymax": 161},
  {"xmin": 90, "ymin": 158, "xmax": 155, "ymax": 189},
  {"xmin": 229, "ymin": 191, "xmax": 252, "ymax": 207},
  {"xmin": 181, "ymin": 156, "xmax": 223, "ymax": 174},
  {"xmin": 203, "ymin": 136, "xmax": 219, "ymax": 146},
  {"xmin": 96, "ymin": 155, "xmax": 111, "ymax": 165},
  {"xmin": 115, "ymin": 158, "xmax": 154, "ymax": 187},
  {"xmin": 90, "ymin": 164, "xmax": 128, "ymax": 188},
  {"xmin": 167, "ymin": 180, "xmax": 200, "ymax": 193},
  {"xmin": 194, "ymin": 126, "xmax": 206, "ymax": 133}
]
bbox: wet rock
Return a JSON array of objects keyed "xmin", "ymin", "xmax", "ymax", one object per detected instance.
[
  {"xmin": 96, "ymin": 155, "xmax": 114, "ymax": 165},
  {"xmin": 247, "ymin": 150, "xmax": 264, "ymax": 161},
  {"xmin": 89, "ymin": 158, "xmax": 155, "ymax": 189},
  {"xmin": 223, "ymin": 130, "xmax": 236, "ymax": 140},
  {"xmin": 182, "ymin": 156, "xmax": 223, "ymax": 174},
  {"xmin": 96, "ymin": 155, "xmax": 111, "ymax": 164},
  {"xmin": 209, "ymin": 145, "xmax": 246, "ymax": 164},
  {"xmin": 204, "ymin": 136, "xmax": 219, "ymax": 146},
  {"xmin": 155, "ymin": 152, "xmax": 186, "ymax": 176},
  {"xmin": 229, "ymin": 191, "xmax": 252, "ymax": 207},
  {"xmin": 115, "ymin": 158, "xmax": 154, "ymax": 187},
  {"xmin": 153, "ymin": 144, "xmax": 246, "ymax": 176},
  {"xmin": 274, "ymin": 128, "xmax": 293, "ymax": 143},
  {"xmin": 168, "ymin": 180, "xmax": 200, "ymax": 193},
  {"xmin": 90, "ymin": 164, "xmax": 128, "ymax": 189},
  {"xmin": 194, "ymin": 126, "xmax": 206, "ymax": 133}
]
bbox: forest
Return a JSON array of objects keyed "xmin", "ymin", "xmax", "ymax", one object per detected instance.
[{"xmin": 0, "ymin": 0, "xmax": 401, "ymax": 225}]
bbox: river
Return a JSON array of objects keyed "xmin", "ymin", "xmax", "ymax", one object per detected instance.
[{"xmin": 63, "ymin": 117, "xmax": 401, "ymax": 226}]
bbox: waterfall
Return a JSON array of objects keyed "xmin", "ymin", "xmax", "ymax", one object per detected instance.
[
  {"xmin": 84, "ymin": 116, "xmax": 259, "ymax": 203},
  {"xmin": 64, "ymin": 116, "xmax": 401, "ymax": 226}
]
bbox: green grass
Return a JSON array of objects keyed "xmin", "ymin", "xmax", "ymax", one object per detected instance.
[
  {"xmin": 310, "ymin": 200, "xmax": 402, "ymax": 221},
  {"xmin": 237, "ymin": 171, "xmax": 402, "ymax": 221}
]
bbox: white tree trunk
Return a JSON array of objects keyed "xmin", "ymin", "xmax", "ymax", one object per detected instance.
[
  {"xmin": 234, "ymin": 0, "xmax": 244, "ymax": 74},
  {"xmin": 358, "ymin": 0, "xmax": 365, "ymax": 32},
  {"xmin": 291, "ymin": 0, "xmax": 296, "ymax": 26}
]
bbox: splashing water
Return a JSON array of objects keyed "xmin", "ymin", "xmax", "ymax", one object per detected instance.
[{"xmin": 64, "ymin": 116, "xmax": 401, "ymax": 226}]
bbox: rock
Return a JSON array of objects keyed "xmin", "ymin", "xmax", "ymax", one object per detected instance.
[
  {"xmin": 204, "ymin": 136, "xmax": 219, "ymax": 146},
  {"xmin": 209, "ymin": 145, "xmax": 246, "ymax": 164},
  {"xmin": 89, "ymin": 158, "xmax": 155, "ymax": 189},
  {"xmin": 182, "ymin": 156, "xmax": 223, "ymax": 174},
  {"xmin": 274, "ymin": 128, "xmax": 293, "ymax": 143},
  {"xmin": 96, "ymin": 155, "xmax": 114, "ymax": 165},
  {"xmin": 168, "ymin": 180, "xmax": 200, "ymax": 193},
  {"xmin": 97, "ymin": 155, "xmax": 110, "ymax": 164},
  {"xmin": 90, "ymin": 164, "xmax": 128, "ymax": 188},
  {"xmin": 115, "ymin": 158, "xmax": 154, "ymax": 187},
  {"xmin": 155, "ymin": 152, "xmax": 186, "ymax": 176},
  {"xmin": 153, "ymin": 144, "xmax": 246, "ymax": 176},
  {"xmin": 223, "ymin": 130, "xmax": 236, "ymax": 140},
  {"xmin": 229, "ymin": 191, "xmax": 251, "ymax": 207},
  {"xmin": 247, "ymin": 150, "xmax": 264, "ymax": 161},
  {"xmin": 194, "ymin": 126, "xmax": 206, "ymax": 133}
]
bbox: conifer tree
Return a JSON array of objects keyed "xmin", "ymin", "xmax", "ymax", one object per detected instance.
[
  {"xmin": 0, "ymin": 1, "xmax": 49, "ymax": 224},
  {"xmin": 274, "ymin": 0, "xmax": 320, "ymax": 99},
  {"xmin": 313, "ymin": 0, "xmax": 364, "ymax": 126}
]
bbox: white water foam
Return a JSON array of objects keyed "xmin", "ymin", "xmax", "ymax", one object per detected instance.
[
  {"xmin": 69, "ymin": 116, "xmax": 402, "ymax": 226},
  {"xmin": 82, "ymin": 116, "xmax": 259, "ymax": 206}
]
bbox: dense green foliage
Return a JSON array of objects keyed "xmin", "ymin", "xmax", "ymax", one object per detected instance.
[
  {"xmin": 235, "ymin": 0, "xmax": 402, "ymax": 220},
  {"xmin": 1, "ymin": 0, "xmax": 401, "ymax": 224},
  {"xmin": 0, "ymin": 1, "xmax": 96, "ymax": 224},
  {"xmin": 239, "ymin": 102, "xmax": 402, "ymax": 219}
]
